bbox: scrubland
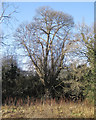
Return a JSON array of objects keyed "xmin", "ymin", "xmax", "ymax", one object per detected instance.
[{"xmin": 1, "ymin": 97, "xmax": 94, "ymax": 118}]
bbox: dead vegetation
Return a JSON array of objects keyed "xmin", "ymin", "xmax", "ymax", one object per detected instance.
[{"xmin": 1, "ymin": 97, "xmax": 94, "ymax": 118}]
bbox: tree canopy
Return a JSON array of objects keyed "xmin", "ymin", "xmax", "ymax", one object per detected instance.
[{"xmin": 14, "ymin": 6, "xmax": 74, "ymax": 90}]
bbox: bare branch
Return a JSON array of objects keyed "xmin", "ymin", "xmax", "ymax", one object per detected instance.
[{"xmin": 14, "ymin": 6, "xmax": 74, "ymax": 86}]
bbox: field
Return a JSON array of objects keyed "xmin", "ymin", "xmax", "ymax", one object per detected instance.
[{"xmin": 1, "ymin": 97, "xmax": 94, "ymax": 118}]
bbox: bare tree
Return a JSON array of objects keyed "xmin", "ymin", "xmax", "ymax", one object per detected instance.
[
  {"xmin": 0, "ymin": 2, "xmax": 18, "ymax": 45},
  {"xmin": 0, "ymin": 3, "xmax": 18, "ymax": 25},
  {"xmin": 74, "ymin": 23, "xmax": 94, "ymax": 69},
  {"xmin": 14, "ymin": 6, "xmax": 74, "ymax": 93}
]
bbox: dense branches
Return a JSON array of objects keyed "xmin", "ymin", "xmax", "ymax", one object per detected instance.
[
  {"xmin": 14, "ymin": 7, "xmax": 74, "ymax": 89},
  {"xmin": 6, "ymin": 6, "xmax": 94, "ymax": 102}
]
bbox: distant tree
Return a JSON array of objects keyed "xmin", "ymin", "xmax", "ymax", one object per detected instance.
[
  {"xmin": 14, "ymin": 6, "xmax": 74, "ymax": 97},
  {"xmin": 2, "ymin": 55, "xmax": 20, "ymax": 101},
  {"xmin": 74, "ymin": 23, "xmax": 94, "ymax": 103},
  {"xmin": 75, "ymin": 23, "xmax": 94, "ymax": 69}
]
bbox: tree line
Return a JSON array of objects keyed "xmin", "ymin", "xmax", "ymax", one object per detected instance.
[
  {"xmin": 2, "ymin": 54, "xmax": 94, "ymax": 104},
  {"xmin": 1, "ymin": 6, "xmax": 95, "ymax": 104}
]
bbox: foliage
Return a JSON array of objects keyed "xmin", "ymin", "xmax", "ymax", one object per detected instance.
[
  {"xmin": 56, "ymin": 64, "xmax": 87, "ymax": 101},
  {"xmin": 2, "ymin": 55, "xmax": 45, "ymax": 103},
  {"xmin": 2, "ymin": 56, "xmax": 20, "ymax": 101},
  {"xmin": 2, "ymin": 55, "xmax": 94, "ymax": 103},
  {"xmin": 15, "ymin": 73, "xmax": 45, "ymax": 99},
  {"xmin": 75, "ymin": 23, "xmax": 95, "ymax": 103}
]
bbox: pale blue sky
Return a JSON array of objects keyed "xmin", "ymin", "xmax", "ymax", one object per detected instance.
[
  {"xmin": 14, "ymin": 2, "xmax": 94, "ymax": 26},
  {"xmin": 4, "ymin": 2, "xmax": 94, "ymax": 37}
]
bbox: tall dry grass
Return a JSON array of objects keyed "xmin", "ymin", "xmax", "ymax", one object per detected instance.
[{"xmin": 2, "ymin": 96, "xmax": 94, "ymax": 118}]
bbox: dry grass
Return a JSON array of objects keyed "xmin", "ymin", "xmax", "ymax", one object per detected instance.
[{"xmin": 1, "ymin": 97, "xmax": 94, "ymax": 118}]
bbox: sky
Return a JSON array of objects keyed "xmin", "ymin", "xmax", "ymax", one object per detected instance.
[
  {"xmin": 2, "ymin": 2, "xmax": 94, "ymax": 70},
  {"xmin": 11, "ymin": 2, "xmax": 94, "ymax": 27},
  {"xmin": 3, "ymin": 2, "xmax": 94, "ymax": 41}
]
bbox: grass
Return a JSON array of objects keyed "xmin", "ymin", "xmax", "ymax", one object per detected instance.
[{"xmin": 1, "ymin": 97, "xmax": 94, "ymax": 118}]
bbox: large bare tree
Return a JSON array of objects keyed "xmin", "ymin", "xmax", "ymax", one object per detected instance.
[{"xmin": 14, "ymin": 6, "xmax": 74, "ymax": 93}]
